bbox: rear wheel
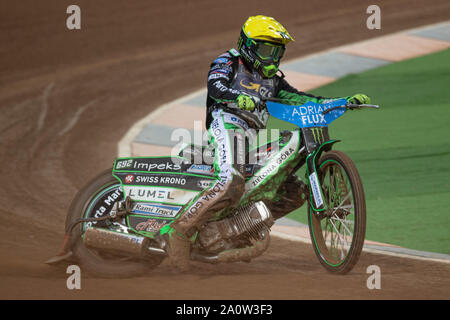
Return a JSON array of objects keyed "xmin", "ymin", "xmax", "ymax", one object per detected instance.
[
  {"xmin": 308, "ymin": 150, "xmax": 366, "ymax": 274},
  {"xmin": 66, "ymin": 169, "xmax": 164, "ymax": 278}
]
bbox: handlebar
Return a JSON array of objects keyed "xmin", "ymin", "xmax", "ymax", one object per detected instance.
[
  {"xmin": 322, "ymin": 103, "xmax": 380, "ymax": 115},
  {"xmin": 261, "ymin": 97, "xmax": 380, "ymax": 113},
  {"xmin": 219, "ymin": 98, "xmax": 379, "ymax": 128}
]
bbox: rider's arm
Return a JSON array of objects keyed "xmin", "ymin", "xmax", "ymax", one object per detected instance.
[
  {"xmin": 276, "ymin": 77, "xmax": 345, "ymax": 104},
  {"xmin": 206, "ymin": 52, "xmax": 241, "ymax": 104}
]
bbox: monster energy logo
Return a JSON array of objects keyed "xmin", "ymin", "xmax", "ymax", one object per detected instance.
[
  {"xmin": 254, "ymin": 60, "xmax": 261, "ymax": 68},
  {"xmin": 310, "ymin": 127, "xmax": 325, "ymax": 143}
]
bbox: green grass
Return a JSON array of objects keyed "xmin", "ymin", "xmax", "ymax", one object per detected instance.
[{"xmin": 271, "ymin": 49, "xmax": 450, "ymax": 254}]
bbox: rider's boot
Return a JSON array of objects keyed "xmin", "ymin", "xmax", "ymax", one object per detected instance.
[{"xmin": 156, "ymin": 224, "xmax": 191, "ymax": 271}]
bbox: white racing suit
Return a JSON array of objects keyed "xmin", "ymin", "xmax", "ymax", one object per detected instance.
[
  {"xmin": 172, "ymin": 109, "xmax": 248, "ymax": 237},
  {"xmin": 158, "ymin": 108, "xmax": 250, "ymax": 268}
]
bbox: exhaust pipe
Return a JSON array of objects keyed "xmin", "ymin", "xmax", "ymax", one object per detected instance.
[
  {"xmin": 83, "ymin": 227, "xmax": 151, "ymax": 256},
  {"xmin": 84, "ymin": 225, "xmax": 271, "ymax": 264}
]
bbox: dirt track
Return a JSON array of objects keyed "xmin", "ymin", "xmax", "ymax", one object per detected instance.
[{"xmin": 1, "ymin": 0, "xmax": 449, "ymax": 299}]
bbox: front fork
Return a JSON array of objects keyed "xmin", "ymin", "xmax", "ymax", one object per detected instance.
[{"xmin": 305, "ymin": 140, "xmax": 340, "ymax": 215}]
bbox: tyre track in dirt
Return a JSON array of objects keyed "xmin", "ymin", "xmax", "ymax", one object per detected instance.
[{"xmin": 0, "ymin": 0, "xmax": 449, "ymax": 299}]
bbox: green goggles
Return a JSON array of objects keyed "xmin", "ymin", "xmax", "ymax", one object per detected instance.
[{"xmin": 253, "ymin": 41, "xmax": 285, "ymax": 62}]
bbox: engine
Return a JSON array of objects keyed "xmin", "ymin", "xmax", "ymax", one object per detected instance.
[{"xmin": 197, "ymin": 201, "xmax": 274, "ymax": 253}]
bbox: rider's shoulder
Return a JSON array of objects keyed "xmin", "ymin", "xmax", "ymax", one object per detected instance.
[
  {"xmin": 211, "ymin": 49, "xmax": 240, "ymax": 65},
  {"xmin": 228, "ymin": 48, "xmax": 240, "ymax": 57}
]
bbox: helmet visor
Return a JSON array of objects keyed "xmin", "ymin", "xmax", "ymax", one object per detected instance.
[{"xmin": 254, "ymin": 41, "xmax": 285, "ymax": 62}]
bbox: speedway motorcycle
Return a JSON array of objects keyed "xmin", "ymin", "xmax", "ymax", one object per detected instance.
[{"xmin": 47, "ymin": 98, "xmax": 379, "ymax": 276}]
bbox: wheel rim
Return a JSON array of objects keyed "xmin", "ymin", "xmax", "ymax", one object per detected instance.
[
  {"xmin": 311, "ymin": 159, "xmax": 356, "ymax": 267},
  {"xmin": 82, "ymin": 183, "xmax": 124, "ymax": 232}
]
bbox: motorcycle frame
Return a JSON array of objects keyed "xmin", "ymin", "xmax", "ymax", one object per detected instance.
[{"xmin": 110, "ymin": 125, "xmax": 339, "ymax": 239}]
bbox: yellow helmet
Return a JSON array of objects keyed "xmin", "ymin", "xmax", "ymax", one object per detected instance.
[
  {"xmin": 238, "ymin": 15, "xmax": 294, "ymax": 78},
  {"xmin": 243, "ymin": 15, "xmax": 294, "ymax": 45}
]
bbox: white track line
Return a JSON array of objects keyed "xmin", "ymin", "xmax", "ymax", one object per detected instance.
[
  {"xmin": 271, "ymin": 231, "xmax": 450, "ymax": 264},
  {"xmin": 118, "ymin": 88, "xmax": 205, "ymax": 157},
  {"xmin": 37, "ymin": 82, "xmax": 55, "ymax": 133},
  {"xmin": 58, "ymin": 100, "xmax": 96, "ymax": 136}
]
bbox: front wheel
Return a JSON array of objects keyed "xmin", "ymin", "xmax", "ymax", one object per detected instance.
[{"xmin": 308, "ymin": 150, "xmax": 366, "ymax": 274}]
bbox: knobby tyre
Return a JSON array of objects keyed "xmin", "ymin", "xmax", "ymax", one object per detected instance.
[{"xmin": 308, "ymin": 150, "xmax": 366, "ymax": 274}]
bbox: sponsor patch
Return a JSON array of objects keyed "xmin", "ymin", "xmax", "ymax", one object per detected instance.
[
  {"xmin": 197, "ymin": 180, "xmax": 213, "ymax": 189},
  {"xmin": 212, "ymin": 66, "xmax": 232, "ymax": 73},
  {"xmin": 223, "ymin": 113, "xmax": 249, "ymax": 130},
  {"xmin": 211, "ymin": 64, "xmax": 232, "ymax": 72},
  {"xmin": 136, "ymin": 219, "xmax": 168, "ymax": 232},
  {"xmin": 249, "ymin": 147, "xmax": 294, "ymax": 187},
  {"xmin": 117, "ymin": 172, "xmax": 212, "ymax": 192},
  {"xmin": 208, "ymin": 73, "xmax": 229, "ymax": 81},
  {"xmin": 309, "ymin": 172, "xmax": 324, "ymax": 208},
  {"xmin": 218, "ymin": 52, "xmax": 232, "ymax": 58},
  {"xmin": 184, "ymin": 178, "xmax": 228, "ymax": 219},
  {"xmin": 213, "ymin": 81, "xmax": 241, "ymax": 95},
  {"xmin": 124, "ymin": 186, "xmax": 198, "ymax": 205},
  {"xmin": 229, "ymin": 48, "xmax": 240, "ymax": 57},
  {"xmin": 85, "ymin": 187, "xmax": 123, "ymax": 229},
  {"xmin": 131, "ymin": 158, "xmax": 182, "ymax": 172},
  {"xmin": 187, "ymin": 164, "xmax": 214, "ymax": 175},
  {"xmin": 115, "ymin": 159, "xmax": 133, "ymax": 170},
  {"xmin": 133, "ymin": 175, "xmax": 187, "ymax": 186},
  {"xmin": 131, "ymin": 203, "xmax": 181, "ymax": 217},
  {"xmin": 213, "ymin": 57, "xmax": 229, "ymax": 64},
  {"xmin": 245, "ymin": 132, "xmax": 299, "ymax": 193},
  {"xmin": 129, "ymin": 216, "xmax": 170, "ymax": 233}
]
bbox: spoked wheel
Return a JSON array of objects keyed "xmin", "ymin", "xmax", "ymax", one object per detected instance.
[
  {"xmin": 308, "ymin": 150, "xmax": 366, "ymax": 274},
  {"xmin": 66, "ymin": 169, "xmax": 164, "ymax": 277}
]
